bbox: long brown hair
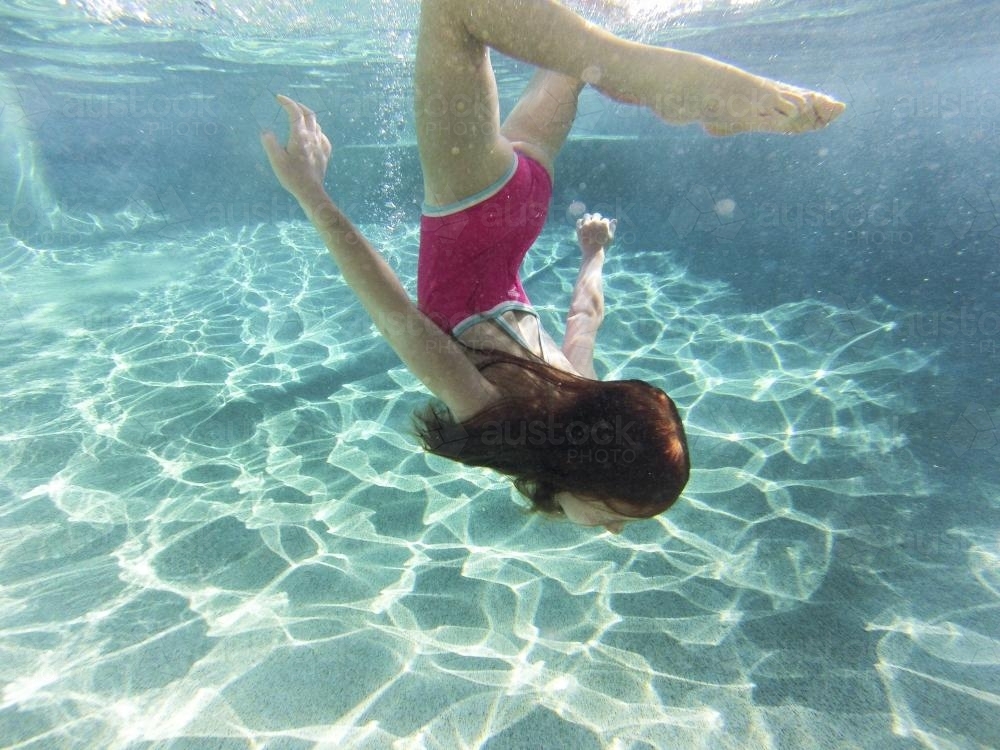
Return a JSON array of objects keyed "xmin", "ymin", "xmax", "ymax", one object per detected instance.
[{"xmin": 414, "ymin": 349, "xmax": 689, "ymax": 518}]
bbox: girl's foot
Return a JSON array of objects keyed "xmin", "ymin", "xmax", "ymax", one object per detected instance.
[{"xmin": 652, "ymin": 55, "xmax": 845, "ymax": 135}]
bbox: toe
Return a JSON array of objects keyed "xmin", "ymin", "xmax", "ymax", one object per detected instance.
[
  {"xmin": 815, "ymin": 95, "xmax": 847, "ymax": 125},
  {"xmin": 775, "ymin": 89, "xmax": 805, "ymax": 118}
]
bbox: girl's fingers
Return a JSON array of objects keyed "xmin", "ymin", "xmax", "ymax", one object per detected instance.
[
  {"xmin": 276, "ymin": 94, "xmax": 301, "ymax": 123},
  {"xmin": 299, "ymin": 103, "xmax": 317, "ymax": 129},
  {"xmin": 276, "ymin": 95, "xmax": 313, "ymax": 134}
]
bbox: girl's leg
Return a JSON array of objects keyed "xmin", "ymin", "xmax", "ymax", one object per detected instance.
[
  {"xmin": 415, "ymin": 1, "xmax": 515, "ymax": 208},
  {"xmin": 416, "ymin": 0, "xmax": 844, "ymax": 186},
  {"xmin": 499, "ymin": 69, "xmax": 585, "ymax": 180}
]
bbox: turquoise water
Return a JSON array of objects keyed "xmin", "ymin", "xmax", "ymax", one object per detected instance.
[{"xmin": 2, "ymin": 1, "xmax": 999, "ymax": 748}]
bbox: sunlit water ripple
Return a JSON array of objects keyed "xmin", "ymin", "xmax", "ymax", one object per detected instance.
[
  {"xmin": 2, "ymin": 218, "xmax": 997, "ymax": 747},
  {"xmin": 2, "ymin": 0, "xmax": 999, "ymax": 747}
]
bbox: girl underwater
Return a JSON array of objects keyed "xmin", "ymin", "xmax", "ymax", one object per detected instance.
[{"xmin": 261, "ymin": 0, "xmax": 844, "ymax": 533}]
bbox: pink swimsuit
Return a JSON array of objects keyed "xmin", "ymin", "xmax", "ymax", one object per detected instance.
[{"xmin": 417, "ymin": 152, "xmax": 552, "ymax": 338}]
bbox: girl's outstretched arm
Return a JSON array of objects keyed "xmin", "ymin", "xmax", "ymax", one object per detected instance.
[
  {"xmin": 562, "ymin": 213, "xmax": 615, "ymax": 379},
  {"xmin": 261, "ymin": 95, "xmax": 499, "ymax": 420}
]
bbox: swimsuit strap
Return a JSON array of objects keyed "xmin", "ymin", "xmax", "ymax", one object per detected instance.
[{"xmin": 452, "ymin": 301, "xmax": 549, "ymax": 363}]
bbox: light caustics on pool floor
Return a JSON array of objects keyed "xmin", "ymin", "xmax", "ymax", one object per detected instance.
[{"xmin": 1, "ymin": 222, "xmax": 998, "ymax": 749}]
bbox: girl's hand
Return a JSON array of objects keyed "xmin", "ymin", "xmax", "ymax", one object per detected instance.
[
  {"xmin": 576, "ymin": 212, "xmax": 617, "ymax": 255},
  {"xmin": 261, "ymin": 95, "xmax": 332, "ymax": 204}
]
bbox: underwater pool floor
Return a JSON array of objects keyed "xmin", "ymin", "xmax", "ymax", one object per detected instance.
[{"xmin": 1, "ymin": 222, "xmax": 998, "ymax": 749}]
